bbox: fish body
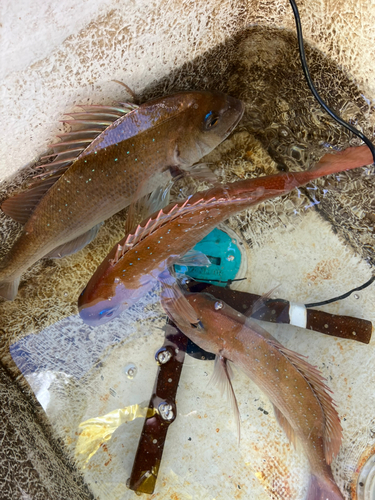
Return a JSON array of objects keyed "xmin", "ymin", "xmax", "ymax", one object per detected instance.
[
  {"xmin": 164, "ymin": 291, "xmax": 344, "ymax": 500},
  {"xmin": 0, "ymin": 91, "xmax": 244, "ymax": 300},
  {"xmin": 78, "ymin": 145, "xmax": 371, "ymax": 326}
]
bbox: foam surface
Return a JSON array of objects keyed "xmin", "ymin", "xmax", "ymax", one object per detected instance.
[{"xmin": 2, "ymin": 2, "xmax": 375, "ymax": 499}]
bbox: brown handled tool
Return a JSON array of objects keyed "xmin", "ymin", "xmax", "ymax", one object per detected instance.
[
  {"xmin": 186, "ymin": 281, "xmax": 372, "ymax": 344},
  {"xmin": 127, "ymin": 323, "xmax": 188, "ymax": 494}
]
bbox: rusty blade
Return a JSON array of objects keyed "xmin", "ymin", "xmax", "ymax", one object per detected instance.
[{"xmin": 127, "ymin": 322, "xmax": 188, "ymax": 494}]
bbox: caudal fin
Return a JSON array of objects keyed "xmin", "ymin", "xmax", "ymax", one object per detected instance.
[
  {"xmin": 308, "ymin": 474, "xmax": 344, "ymax": 500},
  {"xmin": 0, "ymin": 277, "xmax": 20, "ymax": 301},
  {"xmin": 313, "ymin": 144, "xmax": 373, "ymax": 177}
]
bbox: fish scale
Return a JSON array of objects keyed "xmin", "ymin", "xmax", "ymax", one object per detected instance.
[{"xmin": 0, "ymin": 90, "xmax": 244, "ymax": 300}]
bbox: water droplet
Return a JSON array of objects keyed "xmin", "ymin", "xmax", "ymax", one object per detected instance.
[
  {"xmin": 159, "ymin": 402, "xmax": 174, "ymax": 421},
  {"xmin": 354, "ymin": 293, "xmax": 360, "ymax": 299},
  {"xmin": 214, "ymin": 301, "xmax": 223, "ymax": 310},
  {"xmin": 155, "ymin": 347, "xmax": 172, "ymax": 364},
  {"xmin": 152, "ymin": 439, "xmax": 157, "ymax": 444},
  {"xmin": 124, "ymin": 363, "xmax": 137, "ymax": 379}
]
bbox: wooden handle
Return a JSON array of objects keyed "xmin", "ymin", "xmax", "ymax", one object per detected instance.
[
  {"xmin": 186, "ymin": 281, "xmax": 372, "ymax": 344},
  {"xmin": 127, "ymin": 324, "xmax": 188, "ymax": 494}
]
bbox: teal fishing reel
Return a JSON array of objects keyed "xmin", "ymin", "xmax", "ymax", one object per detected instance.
[
  {"xmin": 174, "ymin": 227, "xmax": 244, "ymax": 360},
  {"xmin": 174, "ymin": 227, "xmax": 242, "ymax": 287}
]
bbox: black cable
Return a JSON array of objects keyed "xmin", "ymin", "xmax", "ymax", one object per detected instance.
[
  {"xmin": 288, "ymin": 0, "xmax": 375, "ymax": 306},
  {"xmin": 289, "ymin": 0, "xmax": 375, "ymax": 164},
  {"xmin": 186, "ymin": 277, "xmax": 246, "ymax": 285},
  {"xmin": 305, "ymin": 275, "xmax": 375, "ymax": 308}
]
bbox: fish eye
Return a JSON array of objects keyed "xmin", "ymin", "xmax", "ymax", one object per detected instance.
[
  {"xmin": 98, "ymin": 307, "xmax": 116, "ymax": 318},
  {"xmin": 204, "ymin": 111, "xmax": 219, "ymax": 130}
]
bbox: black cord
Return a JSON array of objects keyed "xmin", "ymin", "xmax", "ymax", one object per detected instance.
[
  {"xmin": 288, "ymin": 0, "xmax": 375, "ymax": 306},
  {"xmin": 289, "ymin": 0, "xmax": 375, "ymax": 164},
  {"xmin": 305, "ymin": 275, "xmax": 375, "ymax": 308},
  {"xmin": 186, "ymin": 277, "xmax": 246, "ymax": 285}
]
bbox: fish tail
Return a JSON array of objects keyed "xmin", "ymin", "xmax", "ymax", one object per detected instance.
[
  {"xmin": 0, "ymin": 254, "xmax": 20, "ymax": 301},
  {"xmin": 311, "ymin": 145, "xmax": 373, "ymax": 177},
  {"xmin": 0, "ymin": 276, "xmax": 21, "ymax": 301},
  {"xmin": 307, "ymin": 474, "xmax": 344, "ymax": 500}
]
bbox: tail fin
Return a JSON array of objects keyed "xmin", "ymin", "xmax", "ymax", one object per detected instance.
[
  {"xmin": 0, "ymin": 277, "xmax": 20, "ymax": 301},
  {"xmin": 312, "ymin": 144, "xmax": 373, "ymax": 176},
  {"xmin": 308, "ymin": 474, "xmax": 344, "ymax": 500}
]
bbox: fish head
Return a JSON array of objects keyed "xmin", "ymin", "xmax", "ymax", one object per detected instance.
[
  {"xmin": 78, "ymin": 264, "xmax": 155, "ymax": 326},
  {"xmin": 185, "ymin": 291, "xmax": 245, "ymax": 329},
  {"xmin": 173, "ymin": 90, "xmax": 245, "ymax": 166},
  {"xmin": 166, "ymin": 291, "xmax": 245, "ymax": 353}
]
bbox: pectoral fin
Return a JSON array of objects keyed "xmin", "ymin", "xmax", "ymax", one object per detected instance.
[
  {"xmin": 159, "ymin": 269, "xmax": 200, "ymax": 329},
  {"xmin": 187, "ymin": 163, "xmax": 219, "ymax": 185},
  {"xmin": 124, "ymin": 176, "xmax": 173, "ymax": 235},
  {"xmin": 244, "ymin": 285, "xmax": 280, "ymax": 317},
  {"xmin": 45, "ymin": 223, "xmax": 102, "ymax": 259},
  {"xmin": 211, "ymin": 355, "xmax": 241, "ymax": 444},
  {"xmin": 175, "ymin": 250, "xmax": 211, "ymax": 267}
]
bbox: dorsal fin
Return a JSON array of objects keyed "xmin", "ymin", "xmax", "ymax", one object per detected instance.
[
  {"xmin": 109, "ymin": 196, "xmax": 215, "ymax": 266},
  {"xmin": 34, "ymin": 102, "xmax": 137, "ymax": 183},
  {"xmin": 267, "ymin": 339, "xmax": 342, "ymax": 464},
  {"xmin": 2, "ymin": 102, "xmax": 137, "ymax": 224},
  {"xmin": 242, "ymin": 315, "xmax": 342, "ymax": 462},
  {"xmin": 1, "ymin": 176, "xmax": 61, "ymax": 224},
  {"xmin": 108, "ymin": 190, "xmax": 253, "ymax": 268}
]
